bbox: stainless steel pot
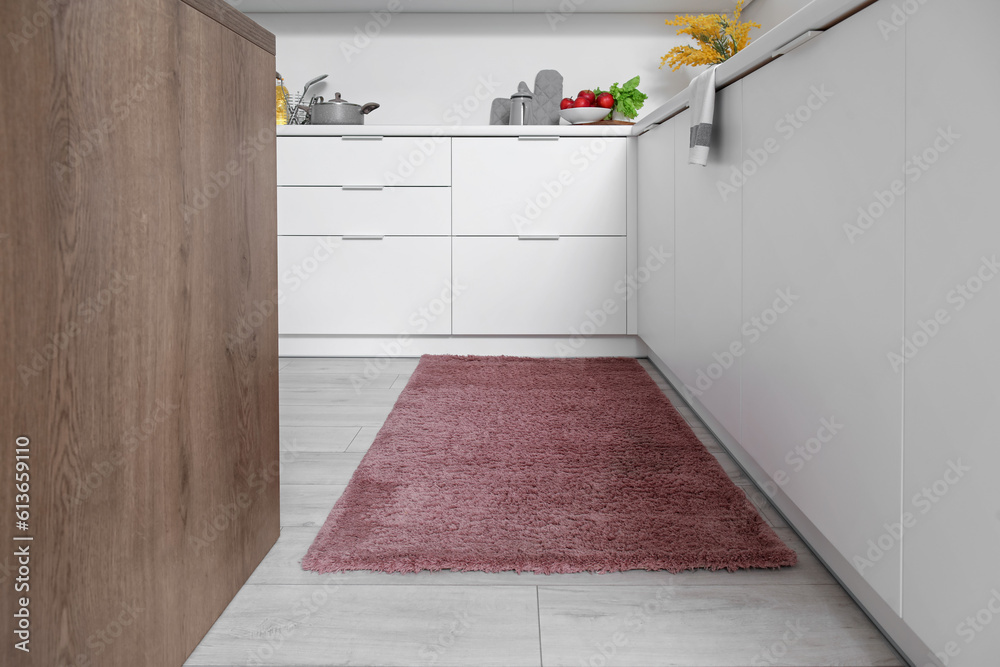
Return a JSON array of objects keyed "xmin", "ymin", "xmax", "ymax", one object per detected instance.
[{"xmin": 300, "ymin": 92, "xmax": 379, "ymax": 125}]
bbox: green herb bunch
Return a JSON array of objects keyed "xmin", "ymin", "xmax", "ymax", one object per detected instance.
[{"xmin": 593, "ymin": 75, "xmax": 648, "ymax": 120}]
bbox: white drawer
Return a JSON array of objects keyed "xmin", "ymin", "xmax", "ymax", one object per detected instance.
[
  {"xmin": 277, "ymin": 137, "xmax": 451, "ymax": 186},
  {"xmin": 277, "ymin": 187, "xmax": 451, "ymax": 236},
  {"xmin": 452, "ymin": 236, "xmax": 627, "ymax": 335},
  {"xmin": 452, "ymin": 137, "xmax": 626, "ymax": 236},
  {"xmin": 278, "ymin": 236, "xmax": 452, "ymax": 335}
]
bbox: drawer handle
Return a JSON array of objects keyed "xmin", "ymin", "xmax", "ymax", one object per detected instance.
[
  {"xmin": 342, "ymin": 235, "xmax": 385, "ymax": 241},
  {"xmin": 342, "ymin": 135, "xmax": 384, "ymax": 141},
  {"xmin": 341, "ymin": 185, "xmax": 385, "ymax": 191},
  {"xmin": 517, "ymin": 235, "xmax": 560, "ymax": 241},
  {"xmin": 518, "ymin": 136, "xmax": 560, "ymax": 141}
]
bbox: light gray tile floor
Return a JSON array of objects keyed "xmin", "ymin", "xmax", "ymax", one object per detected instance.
[{"xmin": 186, "ymin": 357, "xmax": 903, "ymax": 667}]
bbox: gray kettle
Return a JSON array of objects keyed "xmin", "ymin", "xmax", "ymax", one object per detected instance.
[{"xmin": 301, "ymin": 93, "xmax": 380, "ymax": 125}]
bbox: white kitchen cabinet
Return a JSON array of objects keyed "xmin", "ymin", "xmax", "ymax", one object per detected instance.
[
  {"xmin": 636, "ymin": 118, "xmax": 675, "ymax": 368},
  {"xmin": 452, "ymin": 137, "xmax": 627, "ymax": 236},
  {"xmin": 277, "ymin": 186, "xmax": 451, "ymax": 236},
  {"xmin": 901, "ymin": 2, "xmax": 1000, "ymax": 664},
  {"xmin": 277, "ymin": 136, "xmax": 451, "ymax": 186},
  {"xmin": 671, "ymin": 85, "xmax": 743, "ymax": 440},
  {"xmin": 452, "ymin": 236, "xmax": 627, "ymax": 336},
  {"xmin": 740, "ymin": 0, "xmax": 905, "ymax": 614},
  {"xmin": 277, "ymin": 236, "xmax": 452, "ymax": 335}
]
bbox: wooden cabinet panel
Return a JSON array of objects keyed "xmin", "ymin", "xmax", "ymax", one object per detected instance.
[
  {"xmin": 636, "ymin": 119, "xmax": 676, "ymax": 367},
  {"xmin": 278, "ymin": 186, "xmax": 451, "ymax": 236},
  {"xmin": 452, "ymin": 237, "xmax": 627, "ymax": 335},
  {"xmin": 452, "ymin": 137, "xmax": 627, "ymax": 236},
  {"xmin": 740, "ymin": 0, "xmax": 905, "ymax": 614},
  {"xmin": 278, "ymin": 237, "xmax": 452, "ymax": 335},
  {"xmin": 901, "ymin": 1, "xmax": 1000, "ymax": 663},
  {"xmin": 671, "ymin": 84, "xmax": 743, "ymax": 440},
  {"xmin": 277, "ymin": 136, "xmax": 451, "ymax": 186},
  {"xmin": 0, "ymin": 2, "xmax": 278, "ymax": 665}
]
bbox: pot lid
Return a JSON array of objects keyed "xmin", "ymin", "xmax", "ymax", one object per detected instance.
[{"xmin": 323, "ymin": 92, "xmax": 357, "ymax": 106}]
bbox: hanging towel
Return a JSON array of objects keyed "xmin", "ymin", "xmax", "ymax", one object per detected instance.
[{"xmin": 687, "ymin": 65, "xmax": 719, "ymax": 166}]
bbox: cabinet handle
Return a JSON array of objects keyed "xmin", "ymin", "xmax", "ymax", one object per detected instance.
[
  {"xmin": 518, "ymin": 136, "xmax": 560, "ymax": 141},
  {"xmin": 341, "ymin": 185, "xmax": 385, "ymax": 191},
  {"xmin": 342, "ymin": 235, "xmax": 385, "ymax": 240},
  {"xmin": 772, "ymin": 30, "xmax": 823, "ymax": 58},
  {"xmin": 517, "ymin": 235, "xmax": 560, "ymax": 241},
  {"xmin": 342, "ymin": 135, "xmax": 384, "ymax": 141}
]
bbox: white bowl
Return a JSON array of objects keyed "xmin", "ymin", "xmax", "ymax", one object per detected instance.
[{"xmin": 559, "ymin": 106, "xmax": 612, "ymax": 124}]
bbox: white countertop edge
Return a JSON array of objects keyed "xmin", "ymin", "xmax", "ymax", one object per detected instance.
[
  {"xmin": 276, "ymin": 124, "xmax": 635, "ymax": 137},
  {"xmin": 631, "ymin": 0, "xmax": 875, "ymax": 136}
]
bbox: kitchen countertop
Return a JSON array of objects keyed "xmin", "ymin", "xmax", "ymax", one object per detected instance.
[
  {"xmin": 276, "ymin": 0, "xmax": 873, "ymax": 140},
  {"xmin": 277, "ymin": 124, "xmax": 634, "ymax": 137}
]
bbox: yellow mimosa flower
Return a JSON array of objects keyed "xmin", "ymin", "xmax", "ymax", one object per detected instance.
[{"xmin": 660, "ymin": 1, "xmax": 761, "ymax": 71}]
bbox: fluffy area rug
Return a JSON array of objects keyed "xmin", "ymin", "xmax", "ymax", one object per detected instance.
[{"xmin": 302, "ymin": 355, "xmax": 797, "ymax": 574}]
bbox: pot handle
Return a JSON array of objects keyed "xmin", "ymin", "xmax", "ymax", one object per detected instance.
[{"xmin": 360, "ymin": 102, "xmax": 380, "ymax": 115}]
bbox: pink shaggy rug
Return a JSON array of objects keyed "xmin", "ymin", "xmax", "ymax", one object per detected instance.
[{"xmin": 302, "ymin": 355, "xmax": 797, "ymax": 574}]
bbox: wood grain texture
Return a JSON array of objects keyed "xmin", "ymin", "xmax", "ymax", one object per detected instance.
[
  {"xmin": 180, "ymin": 0, "xmax": 276, "ymax": 54},
  {"xmin": 0, "ymin": 1, "xmax": 278, "ymax": 665}
]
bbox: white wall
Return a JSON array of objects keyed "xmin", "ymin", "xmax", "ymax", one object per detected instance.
[
  {"xmin": 254, "ymin": 12, "xmax": 699, "ymax": 126},
  {"xmin": 741, "ymin": 0, "xmax": 811, "ymax": 34}
]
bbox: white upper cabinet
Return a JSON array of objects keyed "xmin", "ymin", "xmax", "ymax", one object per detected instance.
[
  {"xmin": 636, "ymin": 118, "xmax": 676, "ymax": 368},
  {"xmin": 452, "ymin": 138, "xmax": 627, "ymax": 237},
  {"xmin": 901, "ymin": 1, "xmax": 1000, "ymax": 664},
  {"xmin": 740, "ymin": 0, "xmax": 905, "ymax": 614},
  {"xmin": 671, "ymin": 85, "xmax": 743, "ymax": 441}
]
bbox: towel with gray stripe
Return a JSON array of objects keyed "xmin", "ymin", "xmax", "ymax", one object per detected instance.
[{"xmin": 687, "ymin": 65, "xmax": 719, "ymax": 166}]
